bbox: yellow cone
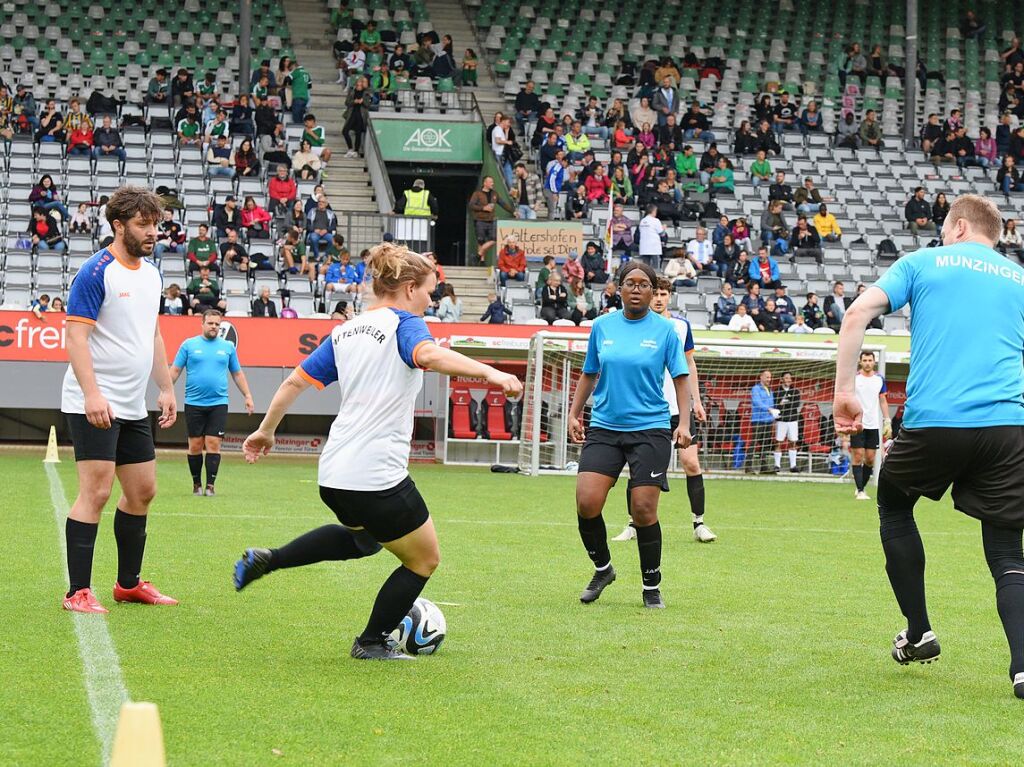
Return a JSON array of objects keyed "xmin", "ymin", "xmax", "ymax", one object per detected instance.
[
  {"xmin": 110, "ymin": 702, "xmax": 166, "ymax": 767},
  {"xmin": 43, "ymin": 425, "xmax": 60, "ymax": 463}
]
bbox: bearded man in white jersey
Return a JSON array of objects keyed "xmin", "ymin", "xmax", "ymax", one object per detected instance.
[
  {"xmin": 850, "ymin": 350, "xmax": 890, "ymax": 500},
  {"xmin": 60, "ymin": 186, "xmax": 179, "ymax": 613}
]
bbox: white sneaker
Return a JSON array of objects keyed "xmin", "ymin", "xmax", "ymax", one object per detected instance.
[
  {"xmin": 694, "ymin": 523, "xmax": 717, "ymax": 542},
  {"xmin": 855, "ymin": 491, "xmax": 871, "ymax": 501},
  {"xmin": 611, "ymin": 524, "xmax": 636, "ymax": 542},
  {"xmin": 345, "ymin": 149, "xmax": 357, "ymax": 158}
]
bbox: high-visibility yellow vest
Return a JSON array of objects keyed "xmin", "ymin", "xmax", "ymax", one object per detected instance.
[{"xmin": 404, "ymin": 189, "xmax": 431, "ymax": 216}]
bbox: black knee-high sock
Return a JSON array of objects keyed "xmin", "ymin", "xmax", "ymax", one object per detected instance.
[
  {"xmin": 578, "ymin": 514, "xmax": 611, "ymax": 570},
  {"xmin": 205, "ymin": 453, "xmax": 221, "ymax": 486},
  {"xmin": 114, "ymin": 509, "xmax": 147, "ymax": 590},
  {"xmin": 636, "ymin": 521, "xmax": 662, "ymax": 589},
  {"xmin": 66, "ymin": 518, "xmax": 99, "ymax": 597},
  {"xmin": 852, "ymin": 465, "xmax": 864, "ymax": 491},
  {"xmin": 863, "ymin": 465, "xmax": 874, "ymax": 487},
  {"xmin": 687, "ymin": 474, "xmax": 706, "ymax": 526},
  {"xmin": 359, "ymin": 565, "xmax": 429, "ymax": 643},
  {"xmin": 187, "ymin": 454, "xmax": 203, "ymax": 485},
  {"xmin": 878, "ymin": 482, "xmax": 930, "ymax": 642},
  {"xmin": 625, "ymin": 486, "xmax": 636, "ymax": 527},
  {"xmin": 269, "ymin": 525, "xmax": 381, "ymax": 571},
  {"xmin": 982, "ymin": 523, "xmax": 1024, "ymax": 678}
]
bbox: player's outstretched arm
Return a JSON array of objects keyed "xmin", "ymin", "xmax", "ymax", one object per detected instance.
[
  {"xmin": 834, "ymin": 286, "xmax": 890, "ymax": 434},
  {"xmin": 568, "ymin": 373, "xmax": 598, "ymax": 443},
  {"xmin": 152, "ymin": 324, "xmax": 177, "ymax": 428},
  {"xmin": 414, "ymin": 344, "xmax": 524, "ymax": 398},
  {"xmin": 243, "ymin": 370, "xmax": 311, "ymax": 463}
]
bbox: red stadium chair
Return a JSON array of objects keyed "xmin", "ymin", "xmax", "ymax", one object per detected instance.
[
  {"xmin": 801, "ymin": 403, "xmax": 832, "ymax": 454},
  {"xmin": 482, "ymin": 390, "xmax": 513, "ymax": 440},
  {"xmin": 449, "ymin": 387, "xmax": 478, "ymax": 439}
]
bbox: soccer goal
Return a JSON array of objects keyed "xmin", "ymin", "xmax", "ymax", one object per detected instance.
[{"xmin": 516, "ymin": 331, "xmax": 887, "ymax": 479}]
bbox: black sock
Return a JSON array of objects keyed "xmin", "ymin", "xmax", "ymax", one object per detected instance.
[
  {"xmin": 625, "ymin": 486, "xmax": 636, "ymax": 528},
  {"xmin": 636, "ymin": 521, "xmax": 662, "ymax": 589},
  {"xmin": 66, "ymin": 518, "xmax": 99, "ymax": 597},
  {"xmin": 578, "ymin": 514, "xmax": 610, "ymax": 570},
  {"xmin": 269, "ymin": 525, "xmax": 381, "ymax": 571},
  {"xmin": 205, "ymin": 453, "xmax": 221, "ymax": 486},
  {"xmin": 853, "ymin": 465, "xmax": 865, "ymax": 491},
  {"xmin": 358, "ymin": 565, "xmax": 429, "ymax": 643},
  {"xmin": 114, "ymin": 509, "xmax": 147, "ymax": 590},
  {"xmin": 187, "ymin": 453, "xmax": 203, "ymax": 485},
  {"xmin": 687, "ymin": 474, "xmax": 705, "ymax": 525},
  {"xmin": 878, "ymin": 481, "xmax": 930, "ymax": 643},
  {"xmin": 863, "ymin": 465, "xmax": 874, "ymax": 487},
  {"xmin": 982, "ymin": 523, "xmax": 1024, "ymax": 678}
]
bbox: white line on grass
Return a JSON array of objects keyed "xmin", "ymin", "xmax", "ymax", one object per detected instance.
[{"xmin": 46, "ymin": 463, "xmax": 129, "ymax": 766}]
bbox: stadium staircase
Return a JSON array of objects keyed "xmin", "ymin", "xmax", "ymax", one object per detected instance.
[
  {"xmin": 444, "ymin": 265, "xmax": 494, "ymax": 319},
  {"xmin": 282, "ymin": 0, "xmax": 378, "ymax": 213}
]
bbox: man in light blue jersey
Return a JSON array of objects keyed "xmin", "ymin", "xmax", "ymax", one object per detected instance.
[
  {"xmin": 834, "ymin": 194, "xmax": 1024, "ymax": 699},
  {"xmin": 170, "ymin": 310, "xmax": 254, "ymax": 496}
]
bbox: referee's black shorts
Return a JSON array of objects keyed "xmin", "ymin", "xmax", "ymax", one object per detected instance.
[
  {"xmin": 578, "ymin": 426, "xmax": 672, "ymax": 488},
  {"xmin": 850, "ymin": 428, "xmax": 880, "ymax": 450},
  {"xmin": 184, "ymin": 404, "xmax": 228, "ymax": 439},
  {"xmin": 881, "ymin": 426, "xmax": 1024, "ymax": 529},
  {"xmin": 66, "ymin": 413, "xmax": 155, "ymax": 465},
  {"xmin": 319, "ymin": 475, "xmax": 430, "ymax": 543}
]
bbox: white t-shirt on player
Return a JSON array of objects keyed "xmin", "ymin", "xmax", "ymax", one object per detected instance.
[
  {"xmin": 855, "ymin": 372, "xmax": 887, "ymax": 429},
  {"xmin": 661, "ymin": 316, "xmax": 695, "ymax": 416}
]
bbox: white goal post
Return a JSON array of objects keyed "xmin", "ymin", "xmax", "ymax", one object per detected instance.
[{"xmin": 516, "ymin": 331, "xmax": 886, "ymax": 480}]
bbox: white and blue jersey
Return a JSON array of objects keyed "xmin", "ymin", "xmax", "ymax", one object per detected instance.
[
  {"xmin": 582, "ymin": 310, "xmax": 688, "ymax": 432},
  {"xmin": 661, "ymin": 316, "xmax": 695, "ymax": 417},
  {"xmin": 61, "ymin": 249, "xmax": 163, "ymax": 421},
  {"xmin": 876, "ymin": 242, "xmax": 1024, "ymax": 429},
  {"xmin": 299, "ymin": 307, "xmax": 435, "ymax": 491},
  {"xmin": 173, "ymin": 335, "xmax": 241, "ymax": 407}
]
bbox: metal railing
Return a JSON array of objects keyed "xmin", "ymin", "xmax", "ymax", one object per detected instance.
[
  {"xmin": 337, "ymin": 211, "xmax": 434, "ymax": 256},
  {"xmin": 363, "ymin": 116, "xmax": 395, "ymax": 214}
]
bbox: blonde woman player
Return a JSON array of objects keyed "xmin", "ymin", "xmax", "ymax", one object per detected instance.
[
  {"xmin": 233, "ymin": 242, "xmax": 522, "ymax": 660},
  {"xmin": 613, "ymin": 277, "xmax": 717, "ymax": 542}
]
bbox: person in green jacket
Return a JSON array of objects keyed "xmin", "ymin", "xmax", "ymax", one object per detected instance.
[
  {"xmin": 289, "ymin": 61, "xmax": 312, "ymax": 124},
  {"xmin": 709, "ymin": 156, "xmax": 735, "ymax": 193},
  {"xmin": 674, "ymin": 144, "xmax": 701, "ymax": 190},
  {"xmin": 750, "ymin": 149, "xmax": 772, "ymax": 189},
  {"xmin": 535, "ymin": 255, "xmax": 555, "ymax": 300}
]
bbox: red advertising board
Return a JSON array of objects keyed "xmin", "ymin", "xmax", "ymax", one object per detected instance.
[{"xmin": 0, "ymin": 312, "xmax": 585, "ymax": 367}]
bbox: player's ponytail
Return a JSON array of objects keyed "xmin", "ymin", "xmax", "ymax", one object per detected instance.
[{"xmin": 367, "ymin": 242, "xmax": 435, "ymax": 298}]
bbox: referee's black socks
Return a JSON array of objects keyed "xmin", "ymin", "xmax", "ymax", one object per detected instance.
[
  {"xmin": 268, "ymin": 524, "xmax": 382, "ymax": 571},
  {"xmin": 359, "ymin": 565, "xmax": 429, "ymax": 644},
  {"xmin": 114, "ymin": 509, "xmax": 147, "ymax": 590},
  {"xmin": 982, "ymin": 523, "xmax": 1024, "ymax": 679},
  {"xmin": 204, "ymin": 453, "xmax": 221, "ymax": 486},
  {"xmin": 636, "ymin": 521, "xmax": 662, "ymax": 589},
  {"xmin": 66, "ymin": 518, "xmax": 98, "ymax": 597},
  {"xmin": 187, "ymin": 453, "xmax": 203, "ymax": 486},
  {"xmin": 878, "ymin": 481, "xmax": 931, "ymax": 643},
  {"xmin": 578, "ymin": 514, "xmax": 611, "ymax": 570}
]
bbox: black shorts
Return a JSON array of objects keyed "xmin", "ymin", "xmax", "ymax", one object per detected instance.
[
  {"xmin": 880, "ymin": 426, "xmax": 1024, "ymax": 529},
  {"xmin": 319, "ymin": 475, "xmax": 430, "ymax": 543},
  {"xmin": 474, "ymin": 219, "xmax": 496, "ymax": 244},
  {"xmin": 670, "ymin": 413, "xmax": 698, "ymax": 436},
  {"xmin": 850, "ymin": 428, "xmax": 880, "ymax": 450},
  {"xmin": 579, "ymin": 427, "xmax": 672, "ymax": 488},
  {"xmin": 184, "ymin": 404, "xmax": 228, "ymax": 438},
  {"xmin": 66, "ymin": 413, "xmax": 155, "ymax": 465}
]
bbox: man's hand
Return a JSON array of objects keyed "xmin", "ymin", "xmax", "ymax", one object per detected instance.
[
  {"xmin": 84, "ymin": 392, "xmax": 115, "ymax": 429},
  {"xmin": 569, "ymin": 415, "xmax": 586, "ymax": 443},
  {"xmin": 243, "ymin": 429, "xmax": 275, "ymax": 463},
  {"xmin": 693, "ymin": 400, "xmax": 707, "ymax": 422},
  {"xmin": 244, "ymin": 395, "xmax": 255, "ymax": 415},
  {"xmin": 673, "ymin": 423, "xmax": 692, "ymax": 449},
  {"xmin": 157, "ymin": 388, "xmax": 177, "ymax": 428},
  {"xmin": 833, "ymin": 391, "xmax": 864, "ymax": 435},
  {"xmin": 489, "ymin": 371, "xmax": 524, "ymax": 398}
]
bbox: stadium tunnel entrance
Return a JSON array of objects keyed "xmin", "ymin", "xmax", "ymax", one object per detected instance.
[{"xmin": 388, "ymin": 166, "xmax": 481, "ymax": 266}]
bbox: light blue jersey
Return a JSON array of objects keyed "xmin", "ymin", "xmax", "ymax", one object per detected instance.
[
  {"xmin": 582, "ymin": 310, "xmax": 688, "ymax": 431},
  {"xmin": 875, "ymin": 242, "xmax": 1024, "ymax": 428},
  {"xmin": 173, "ymin": 335, "xmax": 241, "ymax": 407}
]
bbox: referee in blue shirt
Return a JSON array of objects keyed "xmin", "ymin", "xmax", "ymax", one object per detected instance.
[
  {"xmin": 568, "ymin": 262, "xmax": 691, "ymax": 609},
  {"xmin": 169, "ymin": 310, "xmax": 254, "ymax": 496},
  {"xmin": 834, "ymin": 194, "xmax": 1024, "ymax": 699}
]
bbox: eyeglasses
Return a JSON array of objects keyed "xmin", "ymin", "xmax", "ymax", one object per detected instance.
[{"xmin": 621, "ymin": 281, "xmax": 652, "ymax": 292}]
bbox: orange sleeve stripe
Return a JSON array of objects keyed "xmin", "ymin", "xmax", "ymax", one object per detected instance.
[
  {"xmin": 295, "ymin": 366, "xmax": 325, "ymax": 390},
  {"xmin": 412, "ymin": 340, "xmax": 433, "ymax": 369},
  {"xmin": 66, "ymin": 316, "xmax": 97, "ymax": 325}
]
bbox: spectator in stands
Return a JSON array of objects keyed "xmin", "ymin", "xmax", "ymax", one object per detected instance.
[
  {"xmin": 944, "ymin": 108, "xmax": 964, "ymax": 133},
  {"xmin": 251, "ymin": 286, "xmax": 278, "ymax": 318},
  {"xmin": 698, "ymin": 142, "xmax": 721, "ymax": 186},
  {"xmin": 999, "ymin": 218, "xmax": 1024, "ymax": 260},
  {"xmin": 598, "ymin": 281, "xmax": 622, "ymax": 314},
  {"xmin": 511, "ymin": 162, "xmax": 545, "ymax": 219},
  {"xmin": 323, "ymin": 248, "xmax": 359, "ymax": 295},
  {"xmin": 905, "ymin": 187, "xmax": 936, "ymax": 234},
  {"xmin": 757, "ymin": 299, "xmax": 784, "ymax": 332},
  {"xmin": 69, "ymin": 203, "xmax": 91, "ymax": 234},
  {"xmin": 187, "ymin": 224, "xmax": 218, "ymax": 272},
  {"xmin": 789, "ymin": 216, "xmax": 823, "ymax": 263},
  {"xmin": 839, "ymin": 42, "xmax": 867, "ymax": 87},
  {"xmin": 204, "ymin": 107, "xmax": 230, "ymax": 142},
  {"xmin": 159, "ymin": 284, "xmax": 190, "ymax": 316},
  {"xmin": 951, "ymin": 126, "xmax": 982, "ymax": 169},
  {"xmin": 760, "ymin": 199, "xmax": 789, "ymax": 247},
  {"xmin": 769, "ymin": 171, "xmax": 794, "ymax": 208},
  {"xmin": 220, "ymin": 229, "xmax": 250, "ymax": 272},
  {"xmin": 657, "ymin": 114, "xmax": 682, "ymax": 149},
  {"xmin": 584, "ymin": 163, "xmax": 611, "ymax": 204},
  {"xmin": 713, "ymin": 282, "xmax": 737, "ymax": 324},
  {"xmin": 802, "ymin": 292, "xmax": 825, "ymax": 329},
  {"xmin": 960, "ymin": 9, "xmax": 986, "ymax": 40},
  {"xmin": 147, "ymin": 69, "xmax": 170, "ymax": 105},
  {"xmin": 932, "ymin": 192, "xmax": 950, "ymax": 228},
  {"xmin": 340, "ymin": 43, "xmax": 367, "ymax": 86},
  {"xmin": 471, "ymin": 176, "xmax": 513, "ymax": 263},
  {"xmin": 287, "ymin": 61, "xmax": 312, "ymax": 125},
  {"xmin": 570, "ymin": 279, "xmax": 597, "ymax": 324},
  {"xmin": 12, "ymin": 84, "xmax": 36, "ymax": 131},
  {"xmin": 813, "ymin": 204, "xmax": 842, "ymax": 242},
  {"xmin": 823, "ymin": 281, "xmax": 851, "ymax": 332},
  {"xmin": 577, "ymin": 96, "xmax": 609, "ymax": 141},
  {"xmin": 858, "ymin": 110, "xmax": 884, "ymax": 150},
  {"xmin": 920, "ymin": 113, "xmax": 944, "ymax": 156},
  {"xmin": 229, "ymin": 94, "xmax": 254, "ymax": 137},
  {"xmin": 727, "ymin": 249, "xmax": 752, "ymax": 290},
  {"xmin": 1011, "ymin": 126, "xmax": 1024, "ymax": 163},
  {"xmin": 582, "ymin": 241, "xmax": 609, "ymax": 285},
  {"xmin": 177, "ymin": 110, "xmax": 201, "ymax": 146},
  {"xmin": 566, "ymin": 184, "xmax": 589, "ymax": 221},
  {"xmin": 212, "ymin": 196, "xmax": 241, "ymax": 238},
  {"xmin": 748, "ymin": 247, "xmax": 781, "ymax": 290},
  {"xmin": 712, "ymin": 214, "xmax": 731, "ymax": 246},
  {"xmin": 206, "ymin": 134, "xmax": 235, "ymax": 178},
  {"xmin": 740, "ymin": 280, "xmax": 766, "ymax": 320},
  {"xmin": 27, "ymin": 207, "xmax": 64, "ymax": 251},
  {"xmin": 197, "ymin": 72, "xmax": 218, "ymax": 106},
  {"xmin": 154, "ymin": 209, "xmax": 185, "ymax": 264},
  {"xmin": 683, "ymin": 227, "xmax": 712, "ymax": 271},
  {"xmin": 734, "ymin": 120, "xmax": 758, "ymax": 155},
  {"xmin": 292, "ymin": 139, "xmax": 322, "ymax": 180},
  {"xmin": 36, "ymin": 99, "xmax": 63, "ymax": 143},
  {"xmin": 305, "ymin": 197, "xmax": 336, "ymax": 257},
  {"xmin": 480, "ymin": 292, "xmax": 510, "ymax": 324},
  {"xmin": 534, "ymin": 255, "xmax": 555, "ymax": 298},
  {"xmin": 543, "ymin": 153, "xmax": 568, "ymax": 220},
  {"xmin": 302, "ymin": 113, "xmax": 334, "ymax": 167},
  {"xmin": 794, "ymin": 177, "xmax": 825, "ymax": 215},
  {"xmin": 799, "ymin": 100, "xmax": 823, "ymax": 135},
  {"xmin": 460, "ymin": 49, "xmax": 479, "ymax": 87},
  {"xmin": 728, "ymin": 303, "xmax": 757, "ymax": 332},
  {"xmin": 750, "ymin": 149, "xmax": 772, "ymax": 189},
  {"xmin": 233, "ymin": 137, "xmax": 260, "ymax": 178},
  {"xmin": 998, "ymin": 155, "xmax": 1024, "ymax": 194},
  {"xmin": 564, "ymin": 120, "xmax": 591, "ymax": 162},
  {"xmin": 29, "ymin": 175, "xmax": 69, "ymax": 220},
  {"xmin": 1001, "ymin": 36, "xmax": 1024, "ymax": 75},
  {"xmin": 713, "ymin": 232, "xmax": 740, "ymax": 278},
  {"xmin": 497, "ymin": 235, "xmax": 527, "ymax": 286},
  {"xmin": 491, "ymin": 115, "xmax": 515, "ymax": 187},
  {"xmin": 652, "ymin": 77, "xmax": 679, "ymax": 127},
  {"xmin": 665, "ymin": 248, "xmax": 698, "ymax": 288},
  {"xmin": 260, "ymin": 123, "xmax": 290, "ymax": 173},
  {"xmin": 754, "ymin": 118, "xmax": 781, "ymax": 156},
  {"xmin": 539, "ymin": 133, "xmax": 564, "ymax": 175},
  {"xmin": 773, "ymin": 92, "xmax": 799, "ymax": 137},
  {"xmin": 773, "ymin": 285, "xmax": 797, "ymax": 328},
  {"xmin": 187, "ymin": 265, "xmax": 225, "ymax": 312},
  {"xmin": 929, "ymin": 128, "xmax": 957, "ymax": 166},
  {"xmin": 169, "ymin": 68, "xmax": 194, "ymax": 107},
  {"xmin": 630, "ymin": 96, "xmax": 657, "ymax": 133},
  {"xmin": 64, "ymin": 98, "xmax": 92, "ymax": 153},
  {"xmin": 976, "ymin": 126, "xmax": 998, "ymax": 169},
  {"xmin": 709, "ymin": 155, "xmax": 735, "ymax": 194},
  {"xmin": 672, "ymin": 143, "xmax": 698, "ymax": 187},
  {"xmin": 281, "ymin": 227, "xmax": 316, "ymax": 280},
  {"xmin": 612, "ymin": 120, "xmax": 634, "ymax": 152},
  {"xmin": 604, "ymin": 204, "xmax": 633, "ymax": 259},
  {"xmin": 788, "ymin": 313, "xmax": 813, "ymax": 333},
  {"xmin": 731, "ymin": 216, "xmax": 753, "ymax": 252},
  {"xmin": 563, "ymin": 248, "xmax": 584, "ymax": 283},
  {"xmin": 681, "ymin": 101, "xmax": 715, "ymax": 143},
  {"xmin": 254, "ymin": 95, "xmax": 279, "ymax": 137},
  {"xmin": 394, "ymin": 177, "xmax": 439, "ymax": 219},
  {"xmin": 835, "ymin": 111, "xmax": 859, "ymax": 149},
  {"xmin": 435, "ymin": 285, "xmax": 463, "ymax": 323},
  {"xmin": 90, "ymin": 115, "xmax": 125, "ymax": 164},
  {"xmin": 539, "ymin": 272, "xmax": 571, "ymax": 324},
  {"xmin": 609, "ymin": 165, "xmax": 634, "ymax": 204}
]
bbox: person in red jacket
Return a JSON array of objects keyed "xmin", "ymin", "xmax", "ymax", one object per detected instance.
[
  {"xmin": 584, "ymin": 163, "xmax": 612, "ymax": 203},
  {"xmin": 497, "ymin": 234, "xmax": 527, "ymax": 286},
  {"xmin": 267, "ymin": 164, "xmax": 298, "ymax": 215},
  {"xmin": 241, "ymin": 195, "xmax": 274, "ymax": 239}
]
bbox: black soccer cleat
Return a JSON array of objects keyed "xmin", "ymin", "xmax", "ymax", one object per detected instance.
[
  {"xmin": 580, "ymin": 566, "xmax": 616, "ymax": 604},
  {"xmin": 642, "ymin": 588, "xmax": 666, "ymax": 609},
  {"xmin": 233, "ymin": 548, "xmax": 272, "ymax": 592},
  {"xmin": 350, "ymin": 637, "xmax": 414, "ymax": 660},
  {"xmin": 1014, "ymin": 672, "xmax": 1024, "ymax": 700},
  {"xmin": 891, "ymin": 629, "xmax": 941, "ymax": 665}
]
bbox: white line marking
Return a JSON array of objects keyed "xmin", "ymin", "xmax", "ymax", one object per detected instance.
[{"xmin": 46, "ymin": 463, "xmax": 129, "ymax": 765}]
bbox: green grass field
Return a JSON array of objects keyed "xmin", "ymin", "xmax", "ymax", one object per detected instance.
[{"xmin": 3, "ymin": 449, "xmax": 1022, "ymax": 766}]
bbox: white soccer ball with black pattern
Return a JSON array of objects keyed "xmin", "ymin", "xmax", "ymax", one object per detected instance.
[{"xmin": 389, "ymin": 597, "xmax": 446, "ymax": 655}]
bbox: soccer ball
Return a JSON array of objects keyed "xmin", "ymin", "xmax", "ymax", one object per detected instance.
[{"xmin": 389, "ymin": 597, "xmax": 446, "ymax": 655}]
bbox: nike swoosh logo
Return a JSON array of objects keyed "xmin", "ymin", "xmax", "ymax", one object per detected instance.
[{"xmin": 650, "ymin": 472, "xmax": 663, "ymax": 478}]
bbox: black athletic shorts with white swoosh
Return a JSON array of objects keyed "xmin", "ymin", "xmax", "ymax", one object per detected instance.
[{"xmin": 578, "ymin": 427, "xmax": 673, "ymax": 488}]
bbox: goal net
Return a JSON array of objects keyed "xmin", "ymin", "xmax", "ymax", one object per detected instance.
[{"xmin": 516, "ymin": 331, "xmax": 886, "ymax": 479}]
